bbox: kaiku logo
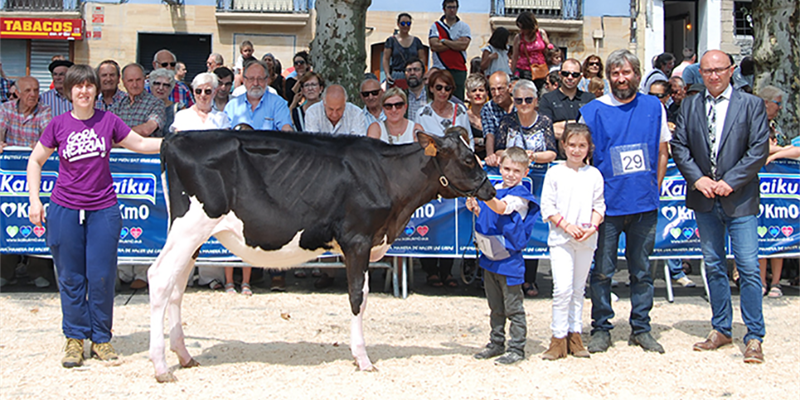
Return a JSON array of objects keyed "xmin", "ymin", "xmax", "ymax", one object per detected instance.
[
  {"xmin": 660, "ymin": 178, "xmax": 687, "ymax": 200},
  {"xmin": 759, "ymin": 176, "xmax": 799, "ymax": 197},
  {"xmin": 0, "ymin": 170, "xmax": 58, "ymax": 196},
  {"xmin": 112, "ymin": 174, "xmax": 158, "ymax": 204},
  {"xmin": 63, "ymin": 128, "xmax": 107, "ymax": 162}
]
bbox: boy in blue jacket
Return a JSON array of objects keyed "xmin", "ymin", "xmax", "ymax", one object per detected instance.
[{"xmin": 466, "ymin": 146, "xmax": 540, "ymax": 365}]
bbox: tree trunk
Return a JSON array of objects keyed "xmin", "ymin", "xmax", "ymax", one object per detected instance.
[
  {"xmin": 751, "ymin": 0, "xmax": 799, "ymax": 140},
  {"xmin": 310, "ymin": 0, "xmax": 372, "ymax": 105}
]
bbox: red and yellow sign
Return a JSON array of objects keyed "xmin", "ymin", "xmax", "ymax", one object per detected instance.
[{"xmin": 0, "ymin": 18, "xmax": 83, "ymax": 40}]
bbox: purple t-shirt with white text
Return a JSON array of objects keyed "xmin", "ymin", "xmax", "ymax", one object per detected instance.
[{"xmin": 39, "ymin": 110, "xmax": 131, "ymax": 210}]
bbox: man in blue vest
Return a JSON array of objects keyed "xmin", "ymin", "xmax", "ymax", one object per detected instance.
[{"xmin": 579, "ymin": 49, "xmax": 670, "ymax": 354}]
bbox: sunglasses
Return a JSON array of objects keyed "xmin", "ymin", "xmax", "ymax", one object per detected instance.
[
  {"xmin": 399, "ymin": 21, "xmax": 411, "ymax": 27},
  {"xmin": 771, "ymin": 100, "xmax": 782, "ymax": 107},
  {"xmin": 648, "ymin": 92, "xmax": 669, "ymax": 99},
  {"xmin": 8, "ymin": 92, "xmax": 18, "ymax": 100},
  {"xmin": 294, "ymin": 59, "xmax": 307, "ymax": 66},
  {"xmin": 588, "ymin": 61, "xmax": 601, "ymax": 67},
  {"xmin": 383, "ymin": 101, "xmax": 405, "ymax": 110},
  {"xmin": 361, "ymin": 89, "xmax": 381, "ymax": 97},
  {"xmin": 160, "ymin": 62, "xmax": 177, "ymax": 68},
  {"xmin": 194, "ymin": 88, "xmax": 213, "ymax": 95},
  {"xmin": 559, "ymin": 71, "xmax": 581, "ymax": 78},
  {"xmin": 434, "ymin": 84, "xmax": 453, "ymax": 92},
  {"xmin": 152, "ymin": 81, "xmax": 171, "ymax": 88},
  {"xmin": 513, "ymin": 97, "xmax": 535, "ymax": 105}
]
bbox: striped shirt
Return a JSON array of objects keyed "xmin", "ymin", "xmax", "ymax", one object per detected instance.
[
  {"xmin": 0, "ymin": 77, "xmax": 12, "ymax": 103},
  {"xmin": 95, "ymin": 89, "xmax": 128, "ymax": 111},
  {"xmin": 109, "ymin": 91, "xmax": 165, "ymax": 132},
  {"xmin": 0, "ymin": 100, "xmax": 52, "ymax": 147},
  {"xmin": 39, "ymin": 89, "xmax": 73, "ymax": 117}
]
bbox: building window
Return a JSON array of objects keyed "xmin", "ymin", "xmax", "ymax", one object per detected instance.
[{"xmin": 733, "ymin": 1, "xmax": 754, "ymax": 36}]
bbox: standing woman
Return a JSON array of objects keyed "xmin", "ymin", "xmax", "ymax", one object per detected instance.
[
  {"xmin": 382, "ymin": 13, "xmax": 427, "ymax": 88},
  {"xmin": 367, "ymin": 87, "xmax": 423, "ymax": 144},
  {"xmin": 578, "ymin": 55, "xmax": 609, "ymax": 95},
  {"xmin": 27, "ymin": 64, "xmax": 162, "ymax": 368},
  {"xmin": 283, "ymin": 51, "xmax": 311, "ymax": 103},
  {"xmin": 149, "ymin": 68, "xmax": 182, "ymax": 138},
  {"xmin": 510, "ymin": 11, "xmax": 552, "ymax": 91},
  {"xmin": 290, "ymin": 71, "xmax": 325, "ymax": 132},
  {"xmin": 465, "ymin": 73, "xmax": 489, "ymax": 158}
]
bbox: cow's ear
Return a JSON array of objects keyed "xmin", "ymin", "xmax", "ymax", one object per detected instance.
[{"xmin": 417, "ymin": 131, "xmax": 440, "ymax": 157}]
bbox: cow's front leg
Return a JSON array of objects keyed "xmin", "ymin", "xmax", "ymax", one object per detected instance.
[
  {"xmin": 344, "ymin": 244, "xmax": 375, "ymax": 371},
  {"xmin": 167, "ymin": 256, "xmax": 200, "ymax": 369}
]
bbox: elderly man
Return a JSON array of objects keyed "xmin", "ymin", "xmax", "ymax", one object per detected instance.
[
  {"xmin": 111, "ymin": 63, "xmax": 165, "ymax": 138},
  {"xmin": 40, "ymin": 59, "xmax": 73, "ymax": 117},
  {"xmin": 95, "ymin": 60, "xmax": 127, "ymax": 111},
  {"xmin": 640, "ymin": 53, "xmax": 676, "ymax": 93},
  {"xmin": 305, "ymin": 85, "xmax": 366, "ymax": 135},
  {"xmin": 1, "ymin": 76, "xmax": 54, "ymax": 287},
  {"xmin": 428, "ymin": 0, "xmax": 471, "ymax": 101},
  {"xmin": 149, "ymin": 49, "xmax": 194, "ymax": 109},
  {"xmin": 207, "ymin": 53, "xmax": 224, "ymax": 72},
  {"xmin": 360, "ymin": 78, "xmax": 385, "ymax": 129},
  {"xmin": 482, "ymin": 71, "xmax": 514, "ymax": 167},
  {"xmin": 538, "ymin": 58, "xmax": 596, "ymax": 155},
  {"xmin": 224, "ymin": 60, "xmax": 292, "ymax": 131},
  {"xmin": 405, "ymin": 58, "xmax": 427, "ymax": 121},
  {"xmin": 671, "ymin": 50, "xmax": 769, "ymax": 363},
  {"xmin": 580, "ymin": 49, "xmax": 670, "ymax": 354}
]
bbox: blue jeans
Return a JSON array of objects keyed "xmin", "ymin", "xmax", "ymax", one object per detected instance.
[
  {"xmin": 695, "ymin": 201, "xmax": 764, "ymax": 344},
  {"xmin": 47, "ymin": 202, "xmax": 122, "ymax": 343},
  {"xmin": 666, "ymin": 259, "xmax": 687, "ymax": 279},
  {"xmin": 591, "ymin": 211, "xmax": 657, "ymax": 335}
]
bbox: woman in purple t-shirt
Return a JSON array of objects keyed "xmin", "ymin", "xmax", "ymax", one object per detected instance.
[{"xmin": 26, "ymin": 64, "xmax": 162, "ymax": 369}]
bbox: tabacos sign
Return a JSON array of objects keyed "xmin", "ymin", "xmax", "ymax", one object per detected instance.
[{"xmin": 0, "ymin": 18, "xmax": 83, "ymax": 40}]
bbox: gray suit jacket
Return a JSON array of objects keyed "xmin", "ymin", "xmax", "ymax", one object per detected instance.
[{"xmin": 670, "ymin": 87, "xmax": 769, "ymax": 218}]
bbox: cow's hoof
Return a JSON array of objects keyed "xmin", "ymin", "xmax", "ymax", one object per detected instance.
[
  {"xmin": 155, "ymin": 372, "xmax": 177, "ymax": 383},
  {"xmin": 181, "ymin": 358, "xmax": 200, "ymax": 369},
  {"xmin": 353, "ymin": 359, "xmax": 378, "ymax": 372}
]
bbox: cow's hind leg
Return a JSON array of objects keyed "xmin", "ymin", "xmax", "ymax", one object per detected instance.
[
  {"xmin": 350, "ymin": 271, "xmax": 374, "ymax": 371},
  {"xmin": 344, "ymin": 245, "xmax": 375, "ymax": 371},
  {"xmin": 167, "ymin": 252, "xmax": 200, "ymax": 369}
]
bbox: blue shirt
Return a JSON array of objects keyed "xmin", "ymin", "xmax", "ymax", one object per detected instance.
[
  {"xmin": 40, "ymin": 89, "xmax": 73, "ymax": 117},
  {"xmin": 682, "ymin": 63, "xmax": 702, "ymax": 85},
  {"xmin": 224, "ymin": 91, "xmax": 293, "ymax": 130}
]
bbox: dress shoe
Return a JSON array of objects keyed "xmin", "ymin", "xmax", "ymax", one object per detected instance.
[
  {"xmin": 474, "ymin": 343, "xmax": 505, "ymax": 359},
  {"xmin": 130, "ymin": 279, "xmax": 147, "ymax": 290},
  {"xmin": 743, "ymin": 339, "xmax": 764, "ymax": 364},
  {"xmin": 693, "ymin": 330, "xmax": 732, "ymax": 351},
  {"xmin": 629, "ymin": 332, "xmax": 665, "ymax": 354},
  {"xmin": 587, "ymin": 330, "xmax": 611, "ymax": 353}
]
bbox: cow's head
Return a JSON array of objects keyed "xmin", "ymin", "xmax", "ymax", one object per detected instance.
[{"xmin": 417, "ymin": 127, "xmax": 495, "ymax": 201}]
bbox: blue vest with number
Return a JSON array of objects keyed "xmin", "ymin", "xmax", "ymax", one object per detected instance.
[{"xmin": 580, "ymin": 95, "xmax": 662, "ymax": 216}]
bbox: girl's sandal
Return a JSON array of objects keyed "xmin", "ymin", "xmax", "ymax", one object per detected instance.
[
  {"xmin": 241, "ymin": 283, "xmax": 253, "ymax": 296},
  {"xmin": 225, "ymin": 282, "xmax": 237, "ymax": 294}
]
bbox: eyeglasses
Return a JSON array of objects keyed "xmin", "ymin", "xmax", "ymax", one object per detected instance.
[
  {"xmin": 771, "ymin": 100, "xmax": 782, "ymax": 107},
  {"xmin": 160, "ymin": 62, "xmax": 177, "ymax": 68},
  {"xmin": 405, "ymin": 67, "xmax": 422, "ymax": 73},
  {"xmin": 699, "ymin": 65, "xmax": 732, "ymax": 76},
  {"xmin": 294, "ymin": 59, "xmax": 307, "ymax": 66},
  {"xmin": 559, "ymin": 71, "xmax": 581, "ymax": 78},
  {"xmin": 361, "ymin": 89, "xmax": 381, "ymax": 97},
  {"xmin": 303, "ymin": 82, "xmax": 320, "ymax": 89},
  {"xmin": 434, "ymin": 84, "xmax": 453, "ymax": 92},
  {"xmin": 399, "ymin": 21, "xmax": 411, "ymax": 27},
  {"xmin": 194, "ymin": 88, "xmax": 213, "ymax": 95},
  {"xmin": 445, "ymin": 5, "xmax": 458, "ymax": 10},
  {"xmin": 648, "ymin": 92, "xmax": 669, "ymax": 99},
  {"xmin": 220, "ymin": 81, "xmax": 233, "ymax": 87},
  {"xmin": 587, "ymin": 61, "xmax": 601, "ymax": 67},
  {"xmin": 383, "ymin": 101, "xmax": 405, "ymax": 110},
  {"xmin": 513, "ymin": 97, "xmax": 535, "ymax": 105},
  {"xmin": 243, "ymin": 76, "xmax": 267, "ymax": 83},
  {"xmin": 152, "ymin": 81, "xmax": 171, "ymax": 88}
]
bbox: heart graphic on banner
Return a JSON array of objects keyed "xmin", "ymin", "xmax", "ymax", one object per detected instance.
[
  {"xmin": 695, "ymin": 228, "xmax": 700, "ymax": 239},
  {"xmin": 661, "ymin": 206, "xmax": 677, "ymax": 221},
  {"xmin": 33, "ymin": 226, "xmax": 45, "ymax": 237},
  {"xmin": 404, "ymin": 226, "xmax": 414, "ymax": 236},
  {"xmin": 757, "ymin": 226, "xmax": 768, "ymax": 237},
  {"xmin": 416, "ymin": 226, "xmax": 429, "ymax": 236},
  {"xmin": 669, "ymin": 227, "xmax": 682, "ymax": 239},
  {"xmin": 781, "ymin": 226, "xmax": 794, "ymax": 237},
  {"xmin": 130, "ymin": 227, "xmax": 143, "ymax": 239},
  {"xmin": 769, "ymin": 226, "xmax": 780, "ymax": 237},
  {"xmin": 1, "ymin": 203, "xmax": 16, "ymax": 218},
  {"xmin": 120, "ymin": 227, "xmax": 129, "ymax": 239},
  {"xmin": 6, "ymin": 226, "xmax": 19, "ymax": 237},
  {"xmin": 682, "ymin": 228, "xmax": 694, "ymax": 239},
  {"xmin": 20, "ymin": 226, "xmax": 32, "ymax": 237}
]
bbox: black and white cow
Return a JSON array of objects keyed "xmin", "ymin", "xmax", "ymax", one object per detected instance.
[{"xmin": 147, "ymin": 127, "xmax": 494, "ymax": 382}]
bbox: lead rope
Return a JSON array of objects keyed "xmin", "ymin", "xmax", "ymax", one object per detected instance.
[{"xmin": 460, "ymin": 206, "xmax": 480, "ymax": 285}]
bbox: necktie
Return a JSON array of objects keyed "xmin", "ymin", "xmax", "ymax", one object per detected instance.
[{"xmin": 706, "ymin": 95, "xmax": 721, "ymax": 175}]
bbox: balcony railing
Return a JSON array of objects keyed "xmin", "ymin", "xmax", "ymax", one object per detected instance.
[
  {"xmin": 216, "ymin": 0, "xmax": 311, "ymax": 13},
  {"xmin": 2, "ymin": 0, "xmax": 80, "ymax": 12},
  {"xmin": 491, "ymin": 0, "xmax": 582, "ymax": 20}
]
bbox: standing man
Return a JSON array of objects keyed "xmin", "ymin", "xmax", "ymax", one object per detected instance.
[
  {"xmin": 111, "ymin": 63, "xmax": 165, "ymax": 138},
  {"xmin": 95, "ymin": 60, "xmax": 127, "ymax": 111},
  {"xmin": 671, "ymin": 48, "xmax": 696, "ymax": 78},
  {"xmin": 670, "ymin": 50, "xmax": 768, "ymax": 363},
  {"xmin": 640, "ymin": 52, "xmax": 675, "ymax": 93},
  {"xmin": 538, "ymin": 58, "xmax": 596, "ymax": 155},
  {"xmin": 404, "ymin": 58, "xmax": 427, "ymax": 121},
  {"xmin": 1, "ymin": 76, "xmax": 52, "ymax": 149},
  {"xmin": 150, "ymin": 49, "xmax": 194, "ymax": 109},
  {"xmin": 429, "ymin": 0, "xmax": 471, "ymax": 101},
  {"xmin": 40, "ymin": 59, "xmax": 73, "ymax": 117},
  {"xmin": 580, "ymin": 49, "xmax": 670, "ymax": 354},
  {"xmin": 207, "ymin": 53, "xmax": 224, "ymax": 72},
  {"xmin": 360, "ymin": 78, "xmax": 385, "ymax": 129},
  {"xmin": 224, "ymin": 60, "xmax": 292, "ymax": 131},
  {"xmin": 482, "ymin": 71, "xmax": 514, "ymax": 167}
]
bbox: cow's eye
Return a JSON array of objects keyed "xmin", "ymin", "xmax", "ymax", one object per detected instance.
[{"xmin": 464, "ymin": 155, "xmax": 475, "ymax": 167}]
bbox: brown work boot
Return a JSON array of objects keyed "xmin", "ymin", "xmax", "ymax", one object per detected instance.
[
  {"xmin": 91, "ymin": 342, "xmax": 119, "ymax": 361},
  {"xmin": 567, "ymin": 332, "xmax": 590, "ymax": 358},
  {"xmin": 743, "ymin": 339, "xmax": 764, "ymax": 364},
  {"xmin": 693, "ymin": 330, "xmax": 732, "ymax": 351},
  {"xmin": 541, "ymin": 336, "xmax": 567, "ymax": 361},
  {"xmin": 62, "ymin": 338, "xmax": 84, "ymax": 368}
]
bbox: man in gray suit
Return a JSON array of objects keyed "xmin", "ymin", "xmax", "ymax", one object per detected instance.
[{"xmin": 670, "ymin": 50, "xmax": 769, "ymax": 363}]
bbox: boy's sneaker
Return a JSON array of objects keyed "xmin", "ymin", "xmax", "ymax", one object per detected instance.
[
  {"xmin": 62, "ymin": 338, "xmax": 84, "ymax": 368},
  {"xmin": 91, "ymin": 342, "xmax": 119, "ymax": 361},
  {"xmin": 474, "ymin": 343, "xmax": 505, "ymax": 360},
  {"xmin": 494, "ymin": 351, "xmax": 524, "ymax": 365}
]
